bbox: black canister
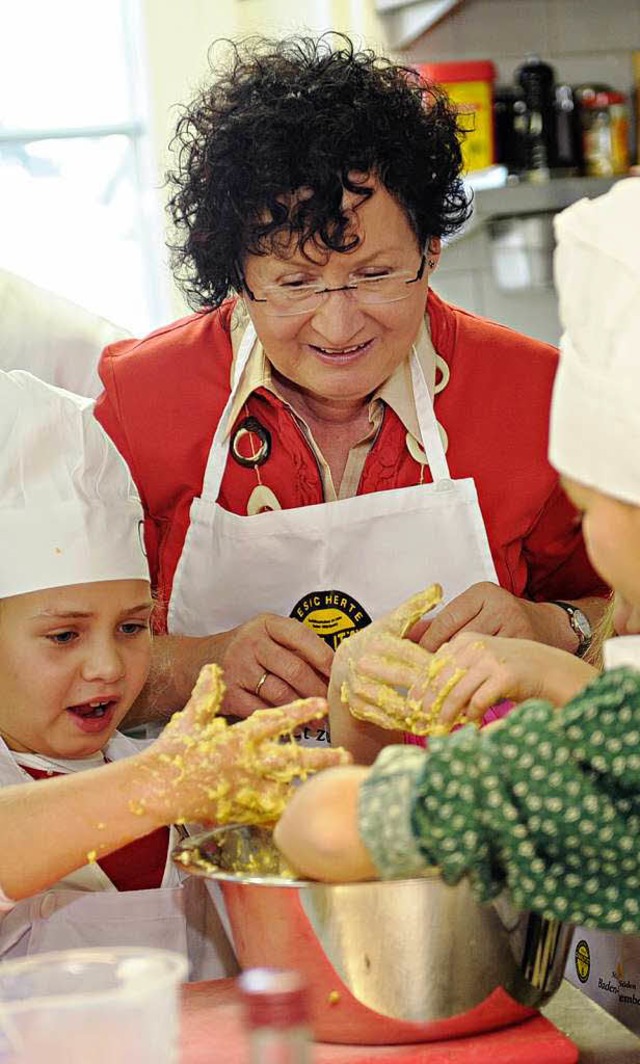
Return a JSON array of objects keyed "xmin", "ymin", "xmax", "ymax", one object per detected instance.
[
  {"xmin": 493, "ymin": 85, "xmax": 528, "ymax": 173},
  {"xmin": 515, "ymin": 54, "xmax": 558, "ymax": 178}
]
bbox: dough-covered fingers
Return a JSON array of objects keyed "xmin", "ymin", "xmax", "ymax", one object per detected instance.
[
  {"xmin": 354, "ymin": 653, "xmax": 424, "ymax": 692},
  {"xmin": 400, "ymin": 652, "xmax": 468, "ymax": 734},
  {"xmin": 166, "ymin": 662, "xmax": 226, "ymax": 733},
  {"xmin": 268, "ymin": 743, "xmax": 352, "ymax": 776},
  {"xmin": 358, "ymin": 631, "xmax": 434, "ymax": 671},
  {"xmin": 383, "ymin": 585, "xmax": 443, "ymax": 638},
  {"xmin": 140, "ymin": 669, "xmax": 349, "ymax": 826},
  {"xmin": 236, "ymin": 697, "xmax": 328, "ymax": 741},
  {"xmin": 426, "ymin": 669, "xmax": 497, "ymax": 726},
  {"xmin": 340, "ymin": 642, "xmax": 470, "ymax": 736},
  {"xmin": 342, "ymin": 661, "xmax": 413, "ymax": 730}
]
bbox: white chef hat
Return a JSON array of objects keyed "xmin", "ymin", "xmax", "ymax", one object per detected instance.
[
  {"xmin": 0, "ymin": 370, "xmax": 149, "ymax": 599},
  {"xmin": 549, "ymin": 177, "xmax": 640, "ymax": 504}
]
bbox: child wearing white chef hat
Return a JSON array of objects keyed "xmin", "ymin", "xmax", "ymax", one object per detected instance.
[
  {"xmin": 0, "ymin": 370, "xmax": 344, "ymax": 974},
  {"xmin": 276, "ymin": 179, "xmax": 640, "ymax": 1032}
]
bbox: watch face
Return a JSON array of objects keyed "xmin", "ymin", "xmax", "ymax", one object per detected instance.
[{"xmin": 573, "ymin": 609, "xmax": 592, "ymax": 640}]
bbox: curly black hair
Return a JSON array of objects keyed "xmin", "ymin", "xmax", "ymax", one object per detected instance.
[{"xmin": 166, "ymin": 33, "xmax": 472, "ymax": 309}]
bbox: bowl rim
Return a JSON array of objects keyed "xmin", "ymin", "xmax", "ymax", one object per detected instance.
[{"xmin": 171, "ymin": 824, "xmax": 441, "ymax": 888}]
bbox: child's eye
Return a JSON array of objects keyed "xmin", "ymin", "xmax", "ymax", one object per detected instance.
[
  {"xmin": 47, "ymin": 631, "xmax": 77, "ymax": 645},
  {"xmin": 119, "ymin": 622, "xmax": 150, "ymax": 637}
]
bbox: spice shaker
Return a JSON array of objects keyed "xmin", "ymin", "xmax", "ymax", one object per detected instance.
[
  {"xmin": 553, "ymin": 84, "xmax": 581, "ymax": 174},
  {"xmin": 238, "ymin": 968, "xmax": 311, "ymax": 1063}
]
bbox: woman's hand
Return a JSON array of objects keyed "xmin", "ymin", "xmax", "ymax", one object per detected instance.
[
  {"xmin": 217, "ymin": 614, "xmax": 334, "ymax": 717},
  {"xmin": 137, "ymin": 664, "xmax": 351, "ymax": 826},
  {"xmin": 412, "ymin": 581, "xmax": 601, "ymax": 656}
]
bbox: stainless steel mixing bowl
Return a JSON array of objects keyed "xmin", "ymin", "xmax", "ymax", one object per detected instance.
[{"xmin": 174, "ymin": 824, "xmax": 572, "ymax": 1045}]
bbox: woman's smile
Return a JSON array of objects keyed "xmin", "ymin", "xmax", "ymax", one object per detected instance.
[{"xmin": 308, "ymin": 337, "xmax": 374, "ymax": 364}]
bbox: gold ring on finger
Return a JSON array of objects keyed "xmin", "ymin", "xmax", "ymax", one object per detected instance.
[{"xmin": 254, "ymin": 671, "xmax": 269, "ymax": 697}]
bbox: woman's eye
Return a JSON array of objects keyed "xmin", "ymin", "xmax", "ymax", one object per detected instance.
[
  {"xmin": 280, "ymin": 278, "xmax": 313, "ymax": 289},
  {"xmin": 356, "ymin": 270, "xmax": 392, "ymax": 283},
  {"xmin": 47, "ymin": 631, "xmax": 77, "ymax": 645}
]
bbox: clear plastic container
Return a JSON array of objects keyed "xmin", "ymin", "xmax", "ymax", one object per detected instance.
[{"xmin": 0, "ymin": 947, "xmax": 187, "ymax": 1064}]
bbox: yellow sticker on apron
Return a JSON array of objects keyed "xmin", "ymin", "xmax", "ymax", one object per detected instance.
[{"xmin": 290, "ymin": 590, "xmax": 371, "ymax": 650}]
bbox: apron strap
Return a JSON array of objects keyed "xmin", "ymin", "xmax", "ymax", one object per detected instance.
[
  {"xmin": 410, "ymin": 348, "xmax": 451, "ymax": 482},
  {"xmin": 200, "ymin": 321, "xmax": 258, "ymax": 503}
]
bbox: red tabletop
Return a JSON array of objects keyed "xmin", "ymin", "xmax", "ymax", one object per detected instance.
[{"xmin": 180, "ymin": 980, "xmax": 579, "ymax": 1064}]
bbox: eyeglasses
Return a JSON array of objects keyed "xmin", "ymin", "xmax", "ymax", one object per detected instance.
[{"xmin": 241, "ymin": 254, "xmax": 426, "ymax": 317}]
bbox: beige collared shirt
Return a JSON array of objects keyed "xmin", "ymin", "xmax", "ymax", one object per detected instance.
[{"xmin": 228, "ymin": 301, "xmax": 440, "ymax": 501}]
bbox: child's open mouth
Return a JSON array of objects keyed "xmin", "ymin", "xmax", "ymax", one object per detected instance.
[{"xmin": 67, "ymin": 700, "xmax": 118, "ymax": 733}]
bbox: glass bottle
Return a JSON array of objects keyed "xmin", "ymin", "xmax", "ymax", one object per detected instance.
[{"xmin": 238, "ymin": 968, "xmax": 311, "ymax": 1064}]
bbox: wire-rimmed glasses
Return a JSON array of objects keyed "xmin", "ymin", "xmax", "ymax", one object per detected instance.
[{"xmin": 241, "ymin": 254, "xmax": 426, "ymax": 317}]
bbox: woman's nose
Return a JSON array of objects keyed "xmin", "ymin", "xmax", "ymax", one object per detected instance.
[
  {"xmin": 81, "ymin": 638, "xmax": 125, "ymax": 683},
  {"xmin": 310, "ymin": 288, "xmax": 367, "ymax": 343}
]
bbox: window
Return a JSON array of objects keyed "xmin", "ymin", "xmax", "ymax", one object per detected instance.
[{"xmin": 0, "ymin": 0, "xmax": 168, "ymax": 332}]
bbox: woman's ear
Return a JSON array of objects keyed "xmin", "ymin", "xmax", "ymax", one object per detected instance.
[{"xmin": 427, "ymin": 238, "xmax": 442, "ymax": 272}]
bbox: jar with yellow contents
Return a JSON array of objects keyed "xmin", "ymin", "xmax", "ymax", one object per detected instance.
[{"xmin": 581, "ymin": 90, "xmax": 630, "ymax": 176}]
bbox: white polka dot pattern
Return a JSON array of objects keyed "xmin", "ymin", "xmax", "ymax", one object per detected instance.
[{"xmin": 359, "ymin": 668, "xmax": 640, "ymax": 932}]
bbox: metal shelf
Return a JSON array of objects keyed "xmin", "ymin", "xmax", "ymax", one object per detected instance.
[{"xmin": 471, "ymin": 175, "xmax": 618, "ymax": 223}]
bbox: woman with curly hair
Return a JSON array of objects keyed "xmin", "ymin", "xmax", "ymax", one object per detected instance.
[{"xmin": 95, "ymin": 34, "xmax": 607, "ymax": 731}]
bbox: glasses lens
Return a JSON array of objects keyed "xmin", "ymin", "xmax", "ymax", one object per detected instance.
[
  {"xmin": 262, "ymin": 287, "xmax": 322, "ymax": 317},
  {"xmin": 353, "ymin": 273, "xmax": 415, "ymax": 305}
]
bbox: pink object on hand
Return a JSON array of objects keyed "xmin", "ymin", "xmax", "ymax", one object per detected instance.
[{"xmin": 403, "ymin": 700, "xmax": 515, "ymax": 747}]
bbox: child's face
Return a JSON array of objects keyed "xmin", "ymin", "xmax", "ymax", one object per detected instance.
[
  {"xmin": 0, "ymin": 580, "xmax": 153, "ymax": 759},
  {"xmin": 563, "ymin": 477, "xmax": 640, "ymax": 635}
]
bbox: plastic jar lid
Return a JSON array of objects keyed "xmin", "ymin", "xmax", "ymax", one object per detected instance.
[
  {"xmin": 416, "ymin": 60, "xmax": 496, "ymax": 83},
  {"xmin": 238, "ymin": 968, "xmax": 309, "ymax": 1029},
  {"xmin": 582, "ymin": 90, "xmax": 626, "ymax": 108}
]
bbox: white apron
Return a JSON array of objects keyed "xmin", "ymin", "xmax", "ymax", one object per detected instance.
[
  {"xmin": 0, "ymin": 737, "xmax": 238, "ymax": 982},
  {"xmin": 167, "ymin": 322, "xmax": 498, "ymax": 653},
  {"xmin": 563, "ymin": 636, "xmax": 640, "ymax": 1036}
]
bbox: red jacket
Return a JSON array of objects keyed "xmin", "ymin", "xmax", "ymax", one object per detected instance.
[{"xmin": 96, "ymin": 292, "xmax": 606, "ymax": 630}]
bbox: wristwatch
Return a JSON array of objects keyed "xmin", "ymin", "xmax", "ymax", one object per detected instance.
[{"xmin": 549, "ymin": 601, "xmax": 593, "ymax": 658}]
